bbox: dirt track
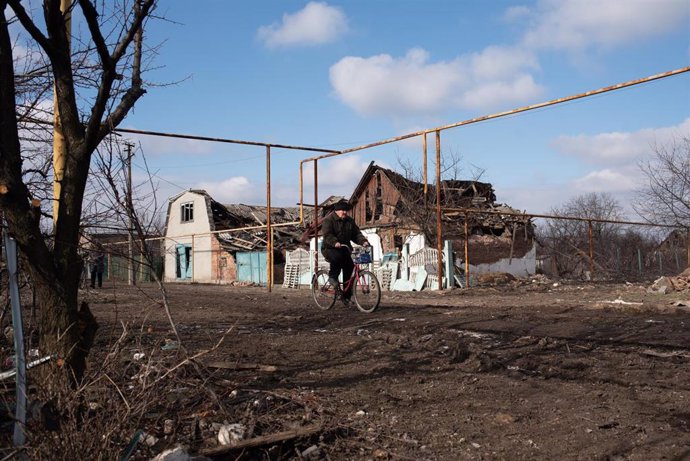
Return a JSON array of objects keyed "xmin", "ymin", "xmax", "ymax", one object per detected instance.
[{"xmin": 79, "ymin": 280, "xmax": 690, "ymax": 459}]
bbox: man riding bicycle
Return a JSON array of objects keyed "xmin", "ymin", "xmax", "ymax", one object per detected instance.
[{"xmin": 321, "ymin": 200, "xmax": 370, "ymax": 305}]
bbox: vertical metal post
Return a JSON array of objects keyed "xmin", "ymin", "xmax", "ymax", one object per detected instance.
[
  {"xmin": 464, "ymin": 213, "xmax": 469, "ymax": 288},
  {"xmin": 637, "ymin": 248, "xmax": 643, "ymax": 275},
  {"xmin": 402, "ymin": 243, "xmax": 410, "ymax": 281},
  {"xmin": 191, "ymin": 234, "xmax": 195, "ymax": 282},
  {"xmin": 443, "ymin": 240, "xmax": 453, "ymax": 289},
  {"xmin": 422, "ymin": 132, "xmax": 428, "ymax": 208},
  {"xmin": 266, "ymin": 146, "xmax": 272, "ymax": 291},
  {"xmin": 3, "ymin": 228, "xmax": 26, "ymax": 446},
  {"xmin": 509, "ymin": 223, "xmax": 516, "ymax": 264},
  {"xmin": 588, "ymin": 220, "xmax": 594, "ymax": 277},
  {"xmin": 299, "ymin": 162, "xmax": 304, "ymax": 223},
  {"xmin": 52, "ymin": 0, "xmax": 73, "ymax": 224},
  {"xmin": 126, "ymin": 143, "xmax": 135, "ymax": 285},
  {"xmin": 435, "ymin": 130, "xmax": 443, "ymax": 291},
  {"xmin": 313, "ymin": 160, "xmax": 319, "ymax": 271}
]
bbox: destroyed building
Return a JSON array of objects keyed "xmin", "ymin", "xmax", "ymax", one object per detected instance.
[
  {"xmin": 348, "ymin": 163, "xmax": 536, "ymax": 277},
  {"xmin": 163, "ymin": 190, "xmax": 307, "ymax": 284}
]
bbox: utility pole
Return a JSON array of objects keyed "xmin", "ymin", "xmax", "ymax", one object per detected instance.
[{"xmin": 125, "ymin": 142, "xmax": 135, "ymax": 286}]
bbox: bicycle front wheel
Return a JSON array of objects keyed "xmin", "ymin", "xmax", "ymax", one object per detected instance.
[
  {"xmin": 353, "ymin": 269, "xmax": 381, "ymax": 313},
  {"xmin": 312, "ymin": 270, "xmax": 337, "ymax": 310}
]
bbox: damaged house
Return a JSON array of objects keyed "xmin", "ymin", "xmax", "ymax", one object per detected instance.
[
  {"xmin": 295, "ymin": 162, "xmax": 536, "ymax": 289},
  {"xmin": 348, "ymin": 163, "xmax": 536, "ymax": 280},
  {"xmin": 163, "ymin": 190, "xmax": 306, "ymax": 284}
]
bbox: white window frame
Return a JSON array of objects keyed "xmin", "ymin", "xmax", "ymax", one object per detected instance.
[{"xmin": 180, "ymin": 202, "xmax": 194, "ymax": 223}]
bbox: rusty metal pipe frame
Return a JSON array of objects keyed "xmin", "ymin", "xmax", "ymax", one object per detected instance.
[
  {"xmin": 300, "ymin": 66, "xmax": 689, "ymax": 160},
  {"xmin": 26, "ymin": 67, "xmax": 689, "ymax": 291},
  {"xmin": 298, "ymin": 67, "xmax": 689, "ymax": 289}
]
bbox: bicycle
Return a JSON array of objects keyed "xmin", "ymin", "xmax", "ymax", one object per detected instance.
[{"xmin": 311, "ymin": 245, "xmax": 381, "ymax": 313}]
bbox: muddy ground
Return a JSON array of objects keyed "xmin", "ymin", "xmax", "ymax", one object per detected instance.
[{"xmin": 4, "ymin": 279, "xmax": 690, "ymax": 460}]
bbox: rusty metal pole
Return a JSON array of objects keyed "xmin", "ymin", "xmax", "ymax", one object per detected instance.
[
  {"xmin": 299, "ymin": 161, "xmax": 304, "ymax": 224},
  {"xmin": 266, "ymin": 146, "xmax": 272, "ymax": 291},
  {"xmin": 588, "ymin": 220, "xmax": 594, "ymax": 278},
  {"xmin": 423, "ymin": 132, "xmax": 428, "ymax": 208},
  {"xmin": 435, "ymin": 130, "xmax": 443, "ymax": 290},
  {"xmin": 313, "ymin": 160, "xmax": 319, "ymax": 272},
  {"xmin": 53, "ymin": 0, "xmax": 72, "ymax": 224},
  {"xmin": 464, "ymin": 213, "xmax": 470, "ymax": 288}
]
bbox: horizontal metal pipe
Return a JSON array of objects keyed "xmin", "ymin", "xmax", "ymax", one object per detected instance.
[
  {"xmin": 441, "ymin": 207, "xmax": 683, "ymax": 228},
  {"xmin": 21, "ymin": 117, "xmax": 341, "ymax": 154},
  {"xmin": 302, "ymin": 66, "xmax": 690, "ymax": 161},
  {"xmin": 114, "ymin": 128, "xmax": 341, "ymax": 154}
]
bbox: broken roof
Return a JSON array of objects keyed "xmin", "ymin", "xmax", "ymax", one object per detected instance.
[{"xmin": 350, "ymin": 162, "xmax": 497, "ymax": 210}]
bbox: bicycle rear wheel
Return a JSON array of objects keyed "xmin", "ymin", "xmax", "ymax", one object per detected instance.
[
  {"xmin": 312, "ymin": 270, "xmax": 337, "ymax": 310},
  {"xmin": 353, "ymin": 269, "xmax": 381, "ymax": 313}
]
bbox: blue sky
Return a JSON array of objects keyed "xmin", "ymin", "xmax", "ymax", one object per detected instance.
[{"xmin": 121, "ymin": 0, "xmax": 690, "ymax": 218}]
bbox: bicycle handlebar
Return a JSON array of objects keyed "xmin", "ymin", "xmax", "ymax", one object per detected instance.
[{"xmin": 336, "ymin": 243, "xmax": 370, "ymax": 252}]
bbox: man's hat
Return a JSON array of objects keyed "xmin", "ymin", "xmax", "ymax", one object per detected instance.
[{"xmin": 333, "ymin": 200, "xmax": 351, "ymax": 211}]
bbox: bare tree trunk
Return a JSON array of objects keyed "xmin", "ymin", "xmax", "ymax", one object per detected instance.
[{"xmin": 0, "ymin": 0, "xmax": 156, "ymax": 385}]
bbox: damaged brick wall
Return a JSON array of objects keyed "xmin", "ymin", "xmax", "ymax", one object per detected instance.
[{"xmin": 211, "ymin": 237, "xmax": 237, "ymax": 282}]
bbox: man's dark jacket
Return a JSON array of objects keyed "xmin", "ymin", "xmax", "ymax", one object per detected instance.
[{"xmin": 321, "ymin": 212, "xmax": 367, "ymax": 257}]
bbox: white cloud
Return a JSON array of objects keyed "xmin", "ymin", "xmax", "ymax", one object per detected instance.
[
  {"xmin": 195, "ymin": 176, "xmax": 261, "ymax": 204},
  {"xmin": 460, "ymin": 74, "xmax": 542, "ymax": 110},
  {"xmin": 552, "ymin": 118, "xmax": 690, "ymax": 165},
  {"xmin": 542, "ymin": 119, "xmax": 690, "ymax": 204},
  {"xmin": 301, "ymin": 155, "xmax": 369, "ymax": 201},
  {"xmin": 503, "ymin": 5, "xmax": 531, "ymax": 22},
  {"xmin": 521, "ymin": 0, "xmax": 690, "ymax": 51},
  {"xmin": 257, "ymin": 2, "xmax": 348, "ymax": 48},
  {"xmin": 329, "ymin": 46, "xmax": 544, "ymax": 117},
  {"xmin": 573, "ymin": 168, "xmax": 638, "ymax": 192},
  {"xmin": 497, "ymin": 185, "xmax": 566, "ymax": 214},
  {"xmin": 303, "ymin": 155, "xmax": 369, "ymax": 187}
]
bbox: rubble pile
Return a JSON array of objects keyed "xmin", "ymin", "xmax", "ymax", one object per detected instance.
[{"xmin": 648, "ymin": 268, "xmax": 690, "ymax": 294}]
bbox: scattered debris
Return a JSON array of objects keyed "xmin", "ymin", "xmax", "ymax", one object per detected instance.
[
  {"xmin": 200, "ymin": 424, "xmax": 323, "ymax": 457},
  {"xmin": 602, "ymin": 297, "xmax": 643, "ymax": 306},
  {"xmin": 648, "ymin": 269, "xmax": 690, "ymax": 294},
  {"xmin": 476, "ymin": 272, "xmax": 516, "ymax": 286},
  {"xmin": 217, "ymin": 423, "xmax": 246, "ymax": 446},
  {"xmin": 640, "ymin": 349, "xmax": 690, "ymax": 359},
  {"xmin": 161, "ymin": 339, "xmax": 180, "ymax": 351},
  {"xmin": 204, "ymin": 361, "xmax": 277, "ymax": 372},
  {"xmin": 0, "ymin": 354, "xmax": 55, "ymax": 381}
]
